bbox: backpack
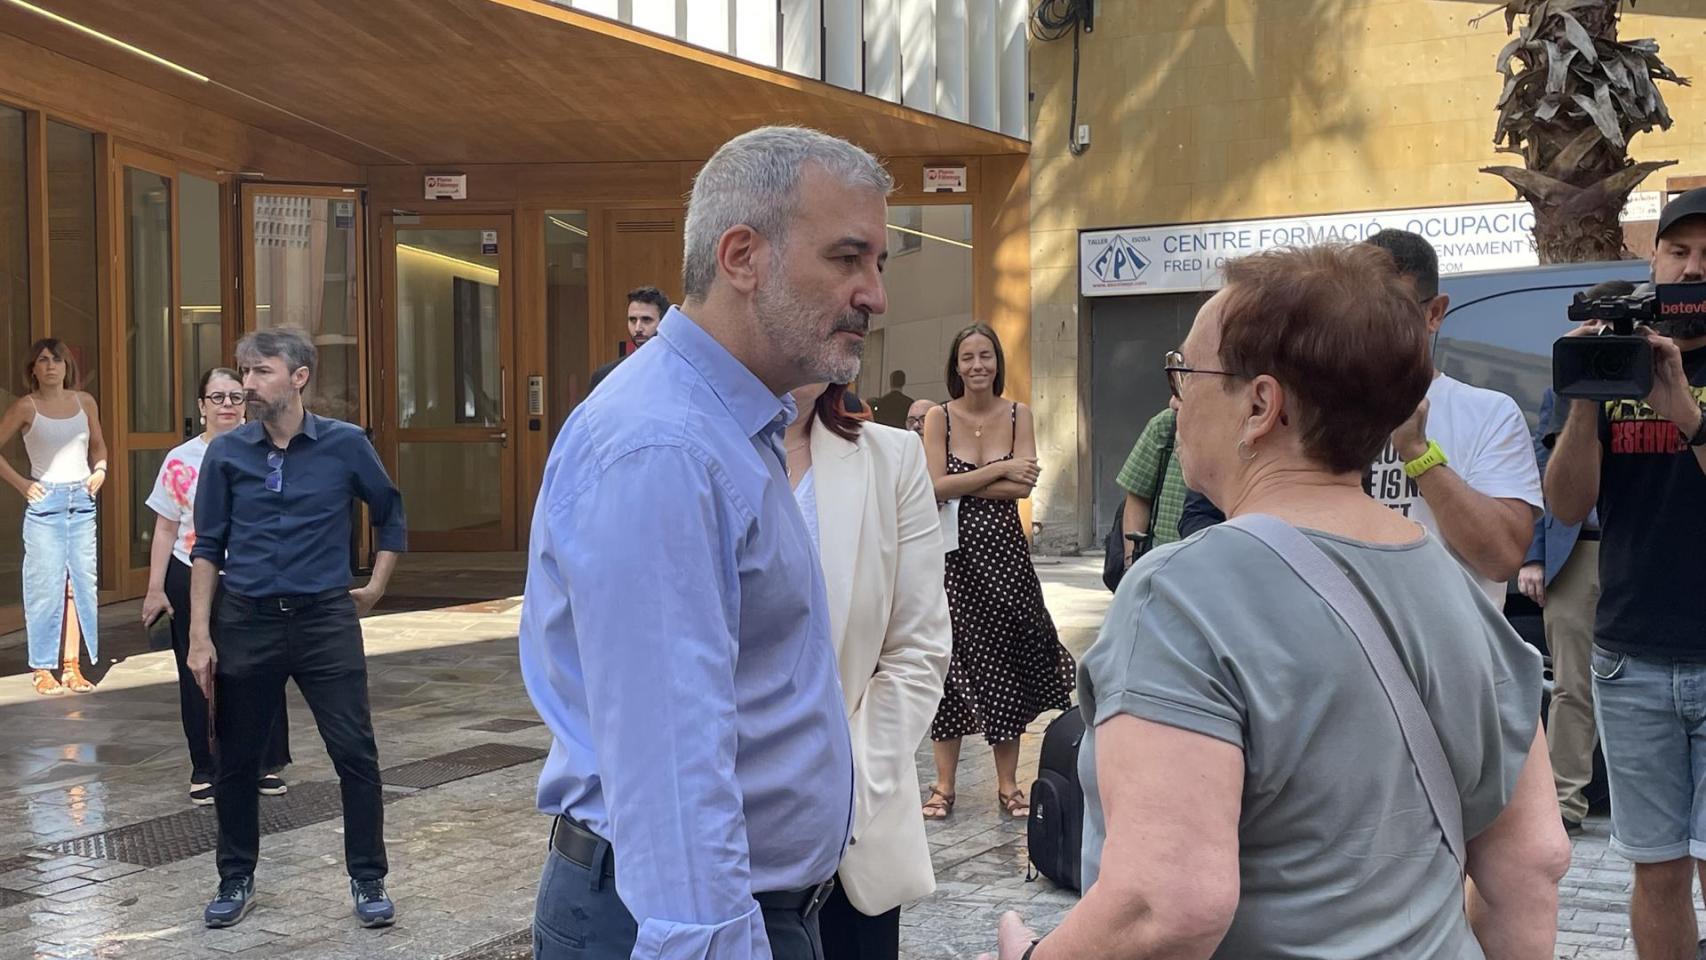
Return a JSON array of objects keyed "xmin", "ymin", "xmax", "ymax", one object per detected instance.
[{"xmin": 1026, "ymin": 705, "xmax": 1086, "ymax": 892}]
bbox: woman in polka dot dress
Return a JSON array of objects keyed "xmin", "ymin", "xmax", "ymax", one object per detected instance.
[{"xmin": 919, "ymin": 323, "xmax": 1075, "ymax": 821}]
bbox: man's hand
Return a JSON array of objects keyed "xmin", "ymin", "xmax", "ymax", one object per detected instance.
[
  {"xmin": 1517, "ymin": 562, "xmax": 1546, "ymax": 608},
  {"xmin": 1642, "ymin": 327, "xmax": 1703, "ymax": 432},
  {"xmin": 1391, "ymin": 396, "xmax": 1432, "ymax": 464},
  {"xmin": 186, "ymin": 625, "xmax": 216, "ymax": 700},
  {"xmin": 141, "ymin": 588, "xmax": 173, "ymax": 625},
  {"xmin": 975, "ymin": 911, "xmax": 1039, "ymax": 960},
  {"xmin": 350, "ymin": 584, "xmax": 383, "ymax": 617},
  {"xmin": 1001, "ymin": 458, "xmax": 1042, "ymax": 485}
]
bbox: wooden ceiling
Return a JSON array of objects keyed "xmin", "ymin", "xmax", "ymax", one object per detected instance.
[{"xmin": 1, "ymin": 0, "xmax": 1027, "ymax": 167}]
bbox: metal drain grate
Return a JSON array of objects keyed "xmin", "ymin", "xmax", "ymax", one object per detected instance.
[
  {"xmin": 41, "ymin": 781, "xmax": 350, "ymax": 867},
  {"xmin": 0, "ymin": 888, "xmax": 38, "ymax": 909},
  {"xmin": 380, "ymin": 742, "xmax": 546, "ymax": 790},
  {"xmin": 460, "ymin": 717, "xmax": 543, "ymax": 734},
  {"xmin": 24, "ymin": 743, "xmax": 544, "ymax": 871}
]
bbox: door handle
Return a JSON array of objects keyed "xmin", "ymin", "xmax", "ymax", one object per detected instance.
[
  {"xmin": 494, "ymin": 430, "xmax": 509, "ymax": 447},
  {"xmin": 499, "ymin": 366, "xmax": 507, "ymax": 423}
]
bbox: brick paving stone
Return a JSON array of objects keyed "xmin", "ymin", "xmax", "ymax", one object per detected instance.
[{"xmin": 25, "ymin": 877, "xmax": 96, "ymax": 897}]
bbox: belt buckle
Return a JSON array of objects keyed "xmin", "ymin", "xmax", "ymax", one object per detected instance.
[
  {"xmin": 802, "ymin": 878, "xmax": 835, "ymax": 917},
  {"xmin": 275, "ymin": 596, "xmax": 295, "ymax": 613}
]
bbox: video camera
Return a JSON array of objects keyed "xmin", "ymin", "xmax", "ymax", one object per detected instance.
[{"xmin": 1554, "ymin": 282, "xmax": 1706, "ymax": 400}]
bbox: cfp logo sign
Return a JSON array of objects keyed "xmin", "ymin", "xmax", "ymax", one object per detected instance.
[{"xmin": 1089, "ymin": 235, "xmax": 1149, "ymax": 283}]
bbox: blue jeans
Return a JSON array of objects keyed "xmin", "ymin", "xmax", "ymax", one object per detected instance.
[
  {"xmin": 22, "ymin": 481, "xmax": 99, "ymax": 669},
  {"xmin": 1592, "ymin": 645, "xmax": 1706, "ymax": 863}
]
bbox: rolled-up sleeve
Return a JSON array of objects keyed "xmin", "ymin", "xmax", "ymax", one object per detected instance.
[
  {"xmin": 552, "ymin": 443, "xmax": 769, "ymax": 960},
  {"xmin": 190, "ymin": 442, "xmax": 232, "ymax": 567},
  {"xmin": 349, "ymin": 434, "xmax": 407, "ymax": 553}
]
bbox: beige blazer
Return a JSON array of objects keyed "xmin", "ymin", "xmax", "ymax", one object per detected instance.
[{"xmin": 809, "ymin": 420, "xmax": 952, "ymax": 916}]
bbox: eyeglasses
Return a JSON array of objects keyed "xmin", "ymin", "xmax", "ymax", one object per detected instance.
[
  {"xmin": 265, "ymin": 450, "xmax": 283, "ymax": 493},
  {"xmin": 904, "ymin": 416, "xmax": 926, "ymax": 430},
  {"xmin": 202, "ymin": 392, "xmax": 244, "ymax": 407},
  {"xmin": 1163, "ymin": 350, "xmax": 1238, "ymax": 400}
]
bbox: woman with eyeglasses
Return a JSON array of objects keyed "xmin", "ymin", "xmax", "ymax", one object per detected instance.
[
  {"xmin": 142, "ymin": 368, "xmax": 291, "ymax": 806},
  {"xmin": 982, "ymin": 245, "xmax": 1565, "ymax": 960},
  {"xmin": 0, "ymin": 339, "xmax": 107, "ymax": 696}
]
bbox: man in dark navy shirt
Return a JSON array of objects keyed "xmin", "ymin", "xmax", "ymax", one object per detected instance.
[{"xmin": 186, "ymin": 327, "xmax": 406, "ymax": 931}]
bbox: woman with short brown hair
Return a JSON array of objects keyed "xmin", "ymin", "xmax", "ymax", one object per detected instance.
[{"xmin": 986, "ymin": 245, "xmax": 1570, "ymax": 960}]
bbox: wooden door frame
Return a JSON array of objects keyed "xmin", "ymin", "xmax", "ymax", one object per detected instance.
[
  {"xmin": 108, "ymin": 144, "xmax": 189, "ymax": 597},
  {"xmin": 375, "ymin": 212, "xmax": 520, "ymax": 552}
]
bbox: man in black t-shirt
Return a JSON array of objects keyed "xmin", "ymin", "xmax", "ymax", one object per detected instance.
[{"xmin": 1546, "ymin": 187, "xmax": 1706, "ymax": 959}]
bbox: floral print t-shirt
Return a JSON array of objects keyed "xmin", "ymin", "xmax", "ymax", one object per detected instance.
[{"xmin": 145, "ymin": 435, "xmax": 209, "ymax": 566}]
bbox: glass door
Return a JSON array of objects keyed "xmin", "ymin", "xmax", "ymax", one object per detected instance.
[
  {"xmin": 242, "ymin": 184, "xmax": 366, "ymax": 423},
  {"xmin": 379, "ymin": 214, "xmax": 517, "ymax": 552},
  {"xmin": 240, "ymin": 183, "xmax": 370, "ymax": 570}
]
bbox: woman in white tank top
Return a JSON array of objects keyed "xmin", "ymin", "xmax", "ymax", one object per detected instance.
[{"xmin": 0, "ymin": 339, "xmax": 108, "ymax": 695}]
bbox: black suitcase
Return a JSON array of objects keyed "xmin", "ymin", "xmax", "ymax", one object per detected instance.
[{"xmin": 1027, "ymin": 705, "xmax": 1086, "ymax": 892}]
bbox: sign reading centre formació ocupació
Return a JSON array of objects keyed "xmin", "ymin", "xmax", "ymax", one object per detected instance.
[{"xmin": 1080, "ymin": 201, "xmax": 1545, "ymax": 297}]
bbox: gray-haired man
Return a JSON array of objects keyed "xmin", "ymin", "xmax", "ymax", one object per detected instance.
[
  {"xmin": 186, "ymin": 327, "xmax": 407, "ymax": 930},
  {"xmin": 521, "ymin": 125, "xmax": 889, "ymax": 959}
]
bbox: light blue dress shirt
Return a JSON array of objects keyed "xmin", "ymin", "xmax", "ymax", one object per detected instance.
[{"xmin": 519, "ymin": 307, "xmax": 854, "ymax": 960}]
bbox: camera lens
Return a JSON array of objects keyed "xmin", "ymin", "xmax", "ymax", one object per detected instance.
[{"xmin": 1589, "ymin": 345, "xmax": 1630, "ymax": 380}]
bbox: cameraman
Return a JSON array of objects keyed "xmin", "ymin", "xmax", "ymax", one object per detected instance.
[{"xmin": 1546, "ymin": 187, "xmax": 1706, "ymax": 959}]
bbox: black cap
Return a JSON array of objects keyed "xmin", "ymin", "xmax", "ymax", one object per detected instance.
[{"xmin": 1657, "ymin": 187, "xmax": 1706, "ymax": 240}]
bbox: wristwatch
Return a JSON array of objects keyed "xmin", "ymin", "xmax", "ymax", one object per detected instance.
[
  {"xmin": 1687, "ymin": 404, "xmax": 1706, "ymax": 448},
  {"xmin": 1403, "ymin": 439, "xmax": 1449, "ymax": 479}
]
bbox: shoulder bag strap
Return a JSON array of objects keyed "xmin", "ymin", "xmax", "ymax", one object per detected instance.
[
  {"xmin": 1151, "ymin": 415, "xmax": 1176, "ymax": 506},
  {"xmin": 1223, "ymin": 514, "xmax": 1467, "ymax": 873}
]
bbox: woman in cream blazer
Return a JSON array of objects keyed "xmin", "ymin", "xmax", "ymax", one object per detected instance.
[{"xmin": 782, "ymin": 381, "xmax": 952, "ymax": 960}]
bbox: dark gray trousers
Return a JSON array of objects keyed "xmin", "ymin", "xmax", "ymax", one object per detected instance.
[{"xmin": 532, "ymin": 847, "xmax": 825, "ymax": 959}]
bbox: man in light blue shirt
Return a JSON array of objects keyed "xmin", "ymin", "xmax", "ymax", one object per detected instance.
[{"xmin": 520, "ymin": 126, "xmax": 893, "ymax": 960}]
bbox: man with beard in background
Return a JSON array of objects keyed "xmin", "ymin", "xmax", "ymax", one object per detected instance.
[
  {"xmin": 1545, "ymin": 187, "xmax": 1706, "ymax": 960},
  {"xmin": 519, "ymin": 126, "xmax": 891, "ymax": 960},
  {"xmin": 187, "ymin": 327, "xmax": 406, "ymax": 930}
]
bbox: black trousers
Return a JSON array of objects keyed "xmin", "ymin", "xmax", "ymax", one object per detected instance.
[
  {"xmin": 213, "ymin": 589, "xmax": 386, "ymax": 882},
  {"xmin": 819, "ymin": 877, "xmax": 899, "ymax": 960},
  {"xmin": 533, "ymin": 845, "xmax": 825, "ymax": 960},
  {"xmin": 164, "ymin": 559, "xmax": 290, "ymax": 783}
]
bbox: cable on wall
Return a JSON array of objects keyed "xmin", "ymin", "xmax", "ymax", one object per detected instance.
[{"xmin": 1030, "ymin": 0, "xmax": 1094, "ymax": 157}]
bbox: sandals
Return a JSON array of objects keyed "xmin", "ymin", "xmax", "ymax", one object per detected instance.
[
  {"xmin": 33, "ymin": 669, "xmax": 65, "ymax": 697},
  {"xmin": 61, "ymin": 659, "xmax": 95, "ymax": 694},
  {"xmin": 922, "ymin": 786, "xmax": 956, "ymax": 820},
  {"xmin": 999, "ymin": 788, "xmax": 1030, "ymax": 820}
]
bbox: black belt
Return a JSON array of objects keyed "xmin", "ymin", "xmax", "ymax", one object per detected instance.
[
  {"xmin": 548, "ymin": 815, "xmax": 835, "ymax": 918},
  {"xmin": 230, "ymin": 587, "xmax": 349, "ymax": 612}
]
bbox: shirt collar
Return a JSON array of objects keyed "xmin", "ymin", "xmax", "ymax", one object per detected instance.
[
  {"xmin": 655, "ymin": 306, "xmax": 790, "ymax": 439},
  {"xmin": 235, "ymin": 409, "xmax": 320, "ymax": 446}
]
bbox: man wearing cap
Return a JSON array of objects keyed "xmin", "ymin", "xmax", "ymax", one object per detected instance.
[{"xmin": 1546, "ymin": 187, "xmax": 1706, "ymax": 959}]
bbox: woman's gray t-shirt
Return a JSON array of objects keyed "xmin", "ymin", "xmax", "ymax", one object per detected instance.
[{"xmin": 1077, "ymin": 523, "xmax": 1541, "ymax": 960}]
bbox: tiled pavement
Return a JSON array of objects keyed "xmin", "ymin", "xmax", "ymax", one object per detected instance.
[{"xmin": 0, "ymin": 553, "xmax": 1686, "ymax": 958}]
